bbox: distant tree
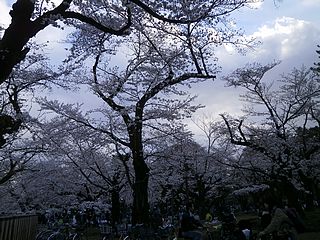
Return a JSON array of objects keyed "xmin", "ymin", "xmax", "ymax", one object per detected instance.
[
  {"xmin": 221, "ymin": 62, "xmax": 320, "ymax": 209},
  {"xmin": 38, "ymin": 119, "xmax": 129, "ymax": 225},
  {"xmin": 192, "ymin": 114, "xmax": 227, "ymax": 155},
  {"xmin": 150, "ymin": 137, "xmax": 230, "ymax": 218},
  {"xmin": 0, "ymin": 158, "xmax": 107, "ymax": 214},
  {"xmin": 191, "ymin": 114, "xmax": 253, "ymax": 198},
  {"xmin": 311, "ymin": 45, "xmax": 320, "ymax": 74}
]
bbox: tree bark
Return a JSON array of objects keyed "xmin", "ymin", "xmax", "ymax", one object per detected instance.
[
  {"xmin": 0, "ymin": 0, "xmax": 49, "ymax": 84},
  {"xmin": 130, "ymin": 125, "xmax": 150, "ymax": 224},
  {"xmin": 111, "ymin": 188, "xmax": 121, "ymax": 225},
  {"xmin": 0, "ymin": 0, "xmax": 130, "ymax": 85},
  {"xmin": 132, "ymin": 157, "xmax": 150, "ymax": 224}
]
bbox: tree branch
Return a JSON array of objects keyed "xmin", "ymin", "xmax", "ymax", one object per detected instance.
[{"xmin": 60, "ymin": 9, "xmax": 132, "ymax": 36}]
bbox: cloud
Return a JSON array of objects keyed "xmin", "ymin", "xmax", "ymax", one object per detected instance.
[
  {"xmin": 246, "ymin": 1, "xmax": 264, "ymax": 9},
  {"xmin": 32, "ymin": 24, "xmax": 76, "ymax": 65},
  {"xmin": 301, "ymin": 0, "xmax": 320, "ymax": 6},
  {"xmin": 0, "ymin": 1, "xmax": 11, "ymax": 27},
  {"xmin": 216, "ymin": 17, "xmax": 320, "ymax": 73},
  {"xmin": 251, "ymin": 17, "xmax": 320, "ymax": 62}
]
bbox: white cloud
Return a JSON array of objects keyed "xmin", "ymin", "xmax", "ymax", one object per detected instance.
[
  {"xmin": 216, "ymin": 16, "xmax": 320, "ymax": 73},
  {"xmin": 255, "ymin": 17, "xmax": 305, "ymax": 37},
  {"xmin": 246, "ymin": 1, "xmax": 264, "ymax": 9},
  {"xmin": 301, "ymin": 0, "xmax": 320, "ymax": 6},
  {"xmin": 32, "ymin": 25, "xmax": 72, "ymax": 64},
  {"xmin": 250, "ymin": 17, "xmax": 320, "ymax": 63},
  {"xmin": 0, "ymin": 1, "xmax": 11, "ymax": 27}
]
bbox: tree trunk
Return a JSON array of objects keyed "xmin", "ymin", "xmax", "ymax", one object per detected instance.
[
  {"xmin": 127, "ymin": 116, "xmax": 150, "ymax": 225},
  {"xmin": 111, "ymin": 188, "xmax": 121, "ymax": 225},
  {"xmin": 132, "ymin": 157, "xmax": 150, "ymax": 224},
  {"xmin": 0, "ymin": 0, "xmax": 72, "ymax": 84},
  {"xmin": 0, "ymin": 0, "xmax": 38, "ymax": 84}
]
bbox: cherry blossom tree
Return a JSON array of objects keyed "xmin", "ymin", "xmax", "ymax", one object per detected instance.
[
  {"xmin": 0, "ymin": 0, "xmax": 261, "ymax": 84},
  {"xmin": 38, "ymin": 31, "xmax": 214, "ymax": 223},
  {"xmin": 149, "ymin": 137, "xmax": 230, "ymax": 218},
  {"xmin": 191, "ymin": 114, "xmax": 234, "ymax": 155},
  {"xmin": 37, "ymin": 117, "xmax": 131, "ymax": 224},
  {"xmin": 221, "ymin": 62, "xmax": 320, "ymax": 209},
  {"xmin": 0, "ymin": 0, "xmax": 261, "ymax": 140},
  {"xmin": 0, "ymin": 154, "xmax": 110, "ymax": 214},
  {"xmin": 190, "ymin": 114, "xmax": 250, "ymax": 202},
  {"xmin": 0, "ymin": 44, "xmax": 58, "ymax": 184},
  {"xmin": 1, "ymin": 0, "xmax": 264, "ymax": 222},
  {"xmin": 312, "ymin": 45, "xmax": 320, "ymax": 74},
  {"xmin": 32, "ymin": 0, "xmax": 263, "ymax": 223}
]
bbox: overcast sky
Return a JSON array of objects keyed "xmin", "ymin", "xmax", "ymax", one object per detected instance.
[{"xmin": 1, "ymin": 0, "xmax": 320, "ymax": 141}]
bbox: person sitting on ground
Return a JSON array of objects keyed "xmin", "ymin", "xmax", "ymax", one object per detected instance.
[
  {"xmin": 180, "ymin": 209, "xmax": 204, "ymax": 240},
  {"xmin": 258, "ymin": 205, "xmax": 298, "ymax": 240}
]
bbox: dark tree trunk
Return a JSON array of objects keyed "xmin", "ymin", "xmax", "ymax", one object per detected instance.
[
  {"xmin": 111, "ymin": 188, "xmax": 121, "ymax": 225},
  {"xmin": 284, "ymin": 182, "xmax": 302, "ymax": 212},
  {"xmin": 0, "ymin": 0, "xmax": 43, "ymax": 84},
  {"xmin": 132, "ymin": 155, "xmax": 150, "ymax": 224},
  {"xmin": 127, "ymin": 112, "xmax": 150, "ymax": 225},
  {"xmin": 194, "ymin": 176, "xmax": 208, "ymax": 218}
]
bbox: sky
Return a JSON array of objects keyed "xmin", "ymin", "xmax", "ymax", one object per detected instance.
[{"xmin": 1, "ymin": 0, "xmax": 320, "ymax": 142}]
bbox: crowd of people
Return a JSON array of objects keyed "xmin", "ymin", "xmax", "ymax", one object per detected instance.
[
  {"xmin": 172, "ymin": 200, "xmax": 306, "ymax": 240},
  {"xmin": 38, "ymin": 207, "xmax": 111, "ymax": 228},
  {"xmin": 36, "ymin": 199, "xmax": 307, "ymax": 240}
]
